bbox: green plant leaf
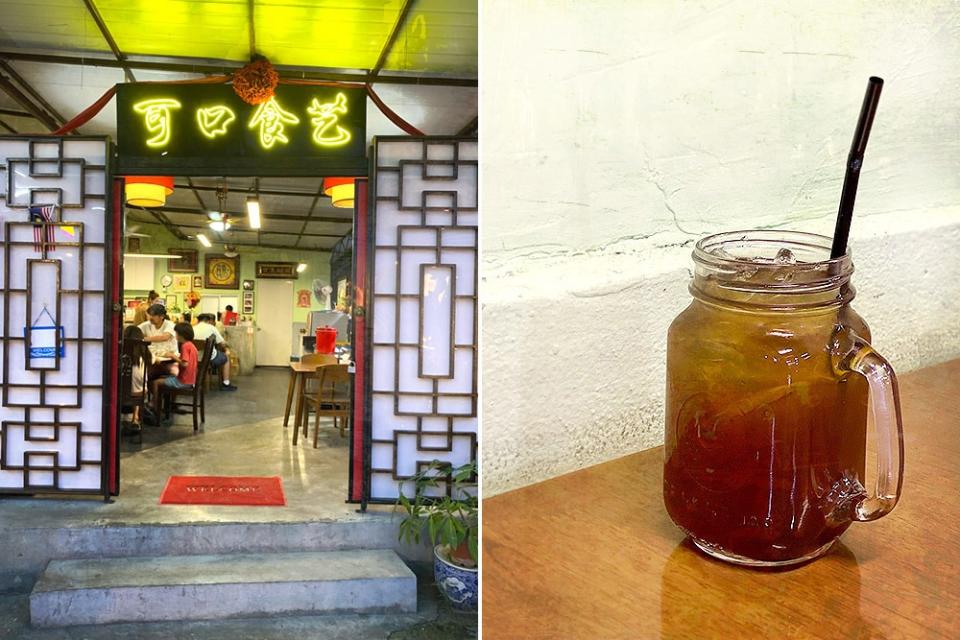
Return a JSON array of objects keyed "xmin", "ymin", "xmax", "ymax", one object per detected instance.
[
  {"xmin": 427, "ymin": 512, "xmax": 440, "ymax": 546},
  {"xmin": 468, "ymin": 525, "xmax": 478, "ymax": 562}
]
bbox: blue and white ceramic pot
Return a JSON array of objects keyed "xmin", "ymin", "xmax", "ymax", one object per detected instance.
[{"xmin": 433, "ymin": 545, "xmax": 478, "ymax": 613}]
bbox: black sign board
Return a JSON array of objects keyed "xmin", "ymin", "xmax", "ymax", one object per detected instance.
[{"xmin": 116, "ymin": 84, "xmax": 367, "ymax": 176}]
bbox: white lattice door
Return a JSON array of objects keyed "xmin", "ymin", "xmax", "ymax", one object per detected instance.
[
  {"xmin": 362, "ymin": 137, "xmax": 478, "ymax": 503},
  {"xmin": 0, "ymin": 137, "xmax": 120, "ymax": 497}
]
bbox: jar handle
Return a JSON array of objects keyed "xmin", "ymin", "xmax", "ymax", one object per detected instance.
[{"xmin": 832, "ymin": 327, "xmax": 905, "ymax": 521}]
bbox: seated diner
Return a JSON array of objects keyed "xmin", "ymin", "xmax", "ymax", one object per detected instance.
[
  {"xmin": 139, "ymin": 303, "xmax": 179, "ymax": 379},
  {"xmin": 193, "ymin": 313, "xmax": 238, "ymax": 391},
  {"xmin": 149, "ymin": 322, "xmax": 198, "ymax": 425}
]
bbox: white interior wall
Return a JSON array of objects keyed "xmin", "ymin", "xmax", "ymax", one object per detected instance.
[{"xmin": 482, "ymin": 0, "xmax": 960, "ymax": 495}]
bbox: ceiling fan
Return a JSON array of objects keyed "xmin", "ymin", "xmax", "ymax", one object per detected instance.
[
  {"xmin": 124, "ymin": 222, "xmax": 150, "ymax": 238},
  {"xmin": 208, "ymin": 184, "xmax": 232, "ymax": 232}
]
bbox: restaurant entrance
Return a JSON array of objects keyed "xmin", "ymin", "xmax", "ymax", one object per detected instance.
[
  {"xmin": 119, "ymin": 170, "xmax": 357, "ymax": 515},
  {"xmin": 0, "ymin": 131, "xmax": 478, "ymax": 515}
]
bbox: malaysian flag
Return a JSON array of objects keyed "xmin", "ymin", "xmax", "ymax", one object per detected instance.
[{"xmin": 29, "ymin": 205, "xmax": 57, "ymax": 253}]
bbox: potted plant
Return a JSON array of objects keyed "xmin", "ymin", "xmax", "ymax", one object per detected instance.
[{"xmin": 396, "ymin": 460, "xmax": 478, "ymax": 613}]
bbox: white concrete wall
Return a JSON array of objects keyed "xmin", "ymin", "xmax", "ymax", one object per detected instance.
[{"xmin": 481, "ymin": 0, "xmax": 960, "ymax": 495}]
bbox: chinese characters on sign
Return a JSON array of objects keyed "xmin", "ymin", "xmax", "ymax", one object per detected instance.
[
  {"xmin": 133, "ymin": 93, "xmax": 353, "ymax": 150},
  {"xmin": 307, "ymin": 93, "xmax": 352, "ymax": 146},
  {"xmin": 196, "ymin": 106, "xmax": 236, "ymax": 139},
  {"xmin": 134, "ymin": 98, "xmax": 181, "ymax": 147},
  {"xmin": 248, "ymin": 96, "xmax": 300, "ymax": 149}
]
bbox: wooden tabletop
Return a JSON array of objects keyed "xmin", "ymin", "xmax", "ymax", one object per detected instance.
[
  {"xmin": 483, "ymin": 359, "xmax": 959, "ymax": 639},
  {"xmin": 289, "ymin": 361, "xmax": 321, "ymax": 373}
]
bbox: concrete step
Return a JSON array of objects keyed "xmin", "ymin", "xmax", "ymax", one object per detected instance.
[
  {"xmin": 30, "ymin": 549, "xmax": 418, "ymax": 627},
  {"xmin": 1, "ymin": 517, "xmax": 428, "ymax": 593}
]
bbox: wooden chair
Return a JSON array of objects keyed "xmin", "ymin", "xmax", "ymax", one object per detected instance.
[
  {"xmin": 292, "ymin": 353, "xmax": 339, "ymax": 438},
  {"xmin": 118, "ymin": 351, "xmax": 145, "ymax": 444},
  {"xmin": 165, "ymin": 334, "xmax": 215, "ymax": 432},
  {"xmin": 294, "ymin": 364, "xmax": 351, "ymax": 448},
  {"xmin": 193, "ymin": 338, "xmax": 228, "ymax": 389}
]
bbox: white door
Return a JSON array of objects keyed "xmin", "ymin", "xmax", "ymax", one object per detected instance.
[{"xmin": 255, "ymin": 280, "xmax": 294, "ymax": 366}]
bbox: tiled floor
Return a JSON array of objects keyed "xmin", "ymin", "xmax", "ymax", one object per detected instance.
[{"xmin": 0, "ymin": 367, "xmax": 372, "ymax": 529}]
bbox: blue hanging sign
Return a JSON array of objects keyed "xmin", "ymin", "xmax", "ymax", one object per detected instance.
[{"xmin": 25, "ymin": 307, "xmax": 65, "ymax": 359}]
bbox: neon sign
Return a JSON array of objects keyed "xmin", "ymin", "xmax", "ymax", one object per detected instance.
[
  {"xmin": 248, "ymin": 96, "xmax": 300, "ymax": 149},
  {"xmin": 133, "ymin": 98, "xmax": 181, "ymax": 147},
  {"xmin": 117, "ymin": 85, "xmax": 367, "ymax": 176},
  {"xmin": 307, "ymin": 93, "xmax": 352, "ymax": 147},
  {"xmin": 196, "ymin": 105, "xmax": 236, "ymax": 139}
]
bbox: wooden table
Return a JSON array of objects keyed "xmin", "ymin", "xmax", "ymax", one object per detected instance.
[
  {"xmin": 483, "ymin": 359, "xmax": 960, "ymax": 639},
  {"xmin": 282, "ymin": 361, "xmax": 321, "ymax": 433}
]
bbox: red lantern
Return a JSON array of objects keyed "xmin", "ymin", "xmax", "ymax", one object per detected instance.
[
  {"xmin": 322, "ymin": 178, "xmax": 355, "ymax": 209},
  {"xmin": 125, "ymin": 176, "xmax": 174, "ymax": 207}
]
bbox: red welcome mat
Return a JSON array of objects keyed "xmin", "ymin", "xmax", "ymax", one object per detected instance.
[{"xmin": 159, "ymin": 476, "xmax": 286, "ymax": 506}]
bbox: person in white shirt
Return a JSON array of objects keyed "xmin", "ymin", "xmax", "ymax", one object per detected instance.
[
  {"xmin": 193, "ymin": 313, "xmax": 238, "ymax": 391},
  {"xmin": 139, "ymin": 303, "xmax": 179, "ymax": 379}
]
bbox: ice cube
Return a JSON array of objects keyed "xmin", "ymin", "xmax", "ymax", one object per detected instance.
[{"xmin": 773, "ymin": 248, "xmax": 796, "ymax": 265}]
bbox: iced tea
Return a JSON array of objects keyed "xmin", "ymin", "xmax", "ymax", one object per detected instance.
[{"xmin": 664, "ymin": 299, "xmax": 870, "ymax": 563}]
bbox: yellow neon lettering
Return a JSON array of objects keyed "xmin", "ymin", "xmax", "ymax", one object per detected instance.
[
  {"xmin": 307, "ymin": 93, "xmax": 352, "ymax": 147},
  {"xmin": 247, "ymin": 96, "xmax": 299, "ymax": 149},
  {"xmin": 196, "ymin": 105, "xmax": 236, "ymax": 139},
  {"xmin": 133, "ymin": 99, "xmax": 181, "ymax": 148}
]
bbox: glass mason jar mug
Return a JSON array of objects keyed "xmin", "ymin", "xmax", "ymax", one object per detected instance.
[{"xmin": 663, "ymin": 231, "xmax": 904, "ymax": 567}]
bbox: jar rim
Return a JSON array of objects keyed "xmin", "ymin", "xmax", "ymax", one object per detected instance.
[
  {"xmin": 693, "ymin": 230, "xmax": 852, "ymax": 274},
  {"xmin": 690, "ymin": 230, "xmax": 855, "ymax": 310}
]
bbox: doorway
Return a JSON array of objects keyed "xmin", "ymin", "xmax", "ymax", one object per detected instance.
[
  {"xmin": 117, "ymin": 173, "xmax": 357, "ymax": 522},
  {"xmin": 255, "ymin": 279, "xmax": 295, "ymax": 366}
]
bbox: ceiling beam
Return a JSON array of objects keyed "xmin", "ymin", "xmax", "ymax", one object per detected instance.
[
  {"xmin": 248, "ymin": 0, "xmax": 257, "ymax": 59},
  {"xmin": 217, "ymin": 239, "xmax": 334, "ymax": 251},
  {"xmin": 0, "ymin": 107, "xmax": 35, "ymax": 118},
  {"xmin": 128, "ymin": 210, "xmax": 342, "ymax": 238},
  {"xmin": 457, "ymin": 115, "xmax": 478, "ymax": 136},
  {"xmin": 0, "ymin": 60, "xmax": 75, "ymax": 133},
  {"xmin": 158, "ymin": 204, "xmax": 351, "ymax": 225},
  {"xmin": 173, "ymin": 182, "xmax": 320, "ymax": 199},
  {"xmin": 185, "ymin": 177, "xmax": 208, "ymax": 210},
  {"xmin": 129, "ymin": 218, "xmax": 334, "ymax": 252},
  {"xmin": 370, "ymin": 0, "xmax": 417, "ymax": 79},
  {"xmin": 142, "ymin": 208, "xmax": 189, "ymax": 240},
  {"xmin": 0, "ymin": 51, "xmax": 478, "ymax": 87},
  {"xmin": 0, "ymin": 70, "xmax": 60, "ymax": 131},
  {"xmin": 80, "ymin": 0, "xmax": 136, "ymax": 83},
  {"xmin": 294, "ymin": 185, "xmax": 326, "ymax": 248},
  {"xmin": 0, "ymin": 118, "xmax": 17, "ymax": 134},
  {"xmin": 137, "ymin": 218, "xmax": 344, "ymax": 239}
]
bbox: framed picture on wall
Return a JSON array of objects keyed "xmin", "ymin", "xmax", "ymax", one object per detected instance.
[
  {"xmin": 168, "ymin": 249, "xmax": 198, "ymax": 273},
  {"xmin": 171, "ymin": 274, "xmax": 192, "ymax": 292},
  {"xmin": 242, "ymin": 291, "xmax": 255, "ymax": 314},
  {"xmin": 242, "ymin": 279, "xmax": 255, "ymax": 290},
  {"xmin": 205, "ymin": 255, "xmax": 240, "ymax": 290},
  {"xmin": 256, "ymin": 262, "xmax": 297, "ymax": 279},
  {"xmin": 192, "ymin": 275, "xmax": 203, "ymax": 289},
  {"xmin": 165, "ymin": 294, "xmax": 178, "ymax": 309}
]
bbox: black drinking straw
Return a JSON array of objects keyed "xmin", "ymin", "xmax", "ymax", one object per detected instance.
[{"xmin": 830, "ymin": 76, "xmax": 884, "ymax": 259}]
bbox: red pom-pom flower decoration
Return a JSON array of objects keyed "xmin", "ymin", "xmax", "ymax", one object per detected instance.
[{"xmin": 232, "ymin": 57, "xmax": 279, "ymax": 105}]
